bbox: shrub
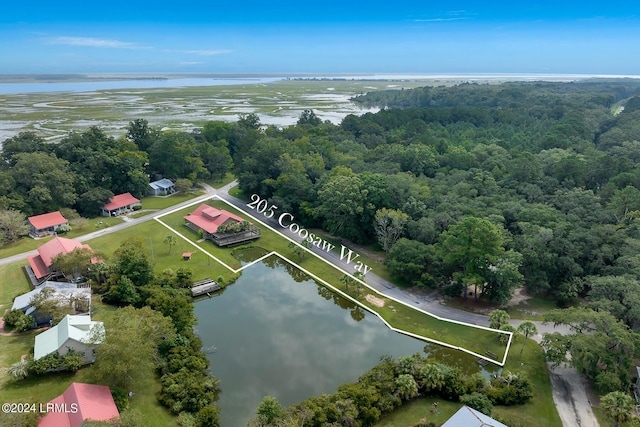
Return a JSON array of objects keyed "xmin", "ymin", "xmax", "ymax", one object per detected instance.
[
  {"xmin": 460, "ymin": 392, "xmax": 493, "ymax": 415},
  {"xmin": 56, "ymin": 224, "xmax": 72, "ymax": 234},
  {"xmin": 28, "ymin": 350, "xmax": 85, "ymax": 375},
  {"xmin": 487, "ymin": 371, "xmax": 533, "ymax": 405},
  {"xmin": 4, "ymin": 309, "xmax": 34, "ymax": 332},
  {"xmin": 195, "ymin": 406, "xmax": 220, "ymax": 427},
  {"xmin": 111, "ymin": 387, "xmax": 130, "ymax": 412}
]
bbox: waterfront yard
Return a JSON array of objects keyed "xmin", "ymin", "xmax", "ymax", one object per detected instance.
[{"xmin": 157, "ymin": 197, "xmax": 510, "ymax": 361}]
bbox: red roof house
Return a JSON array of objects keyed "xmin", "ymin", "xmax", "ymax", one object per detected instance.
[
  {"xmin": 100, "ymin": 192, "xmax": 141, "ymax": 217},
  {"xmin": 27, "ymin": 211, "xmax": 69, "ymax": 238},
  {"xmin": 184, "ymin": 204, "xmax": 260, "ymax": 246},
  {"xmin": 27, "ymin": 237, "xmax": 95, "ymax": 282},
  {"xmin": 38, "ymin": 382, "xmax": 120, "ymax": 427}
]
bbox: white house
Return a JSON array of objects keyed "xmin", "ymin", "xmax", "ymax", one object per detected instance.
[
  {"xmin": 149, "ymin": 178, "xmax": 176, "ymax": 196},
  {"xmin": 34, "ymin": 314, "xmax": 104, "ymax": 364}
]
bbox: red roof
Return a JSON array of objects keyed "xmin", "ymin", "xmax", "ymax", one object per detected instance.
[
  {"xmin": 38, "ymin": 382, "xmax": 120, "ymax": 427},
  {"xmin": 103, "ymin": 192, "xmax": 140, "ymax": 211},
  {"xmin": 184, "ymin": 204, "xmax": 245, "ymax": 234},
  {"xmin": 28, "ymin": 237, "xmax": 94, "ymax": 279},
  {"xmin": 28, "ymin": 211, "xmax": 68, "ymax": 230},
  {"xmin": 27, "ymin": 254, "xmax": 51, "ymax": 279}
]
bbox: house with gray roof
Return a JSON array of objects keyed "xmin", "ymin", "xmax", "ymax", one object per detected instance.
[
  {"xmin": 34, "ymin": 314, "xmax": 104, "ymax": 365},
  {"xmin": 149, "ymin": 178, "xmax": 176, "ymax": 196},
  {"xmin": 12, "ymin": 281, "xmax": 91, "ymax": 325},
  {"xmin": 442, "ymin": 406, "xmax": 509, "ymax": 427}
]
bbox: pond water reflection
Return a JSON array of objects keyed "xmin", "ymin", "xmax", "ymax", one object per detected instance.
[{"xmin": 194, "ymin": 255, "xmax": 497, "ymax": 426}]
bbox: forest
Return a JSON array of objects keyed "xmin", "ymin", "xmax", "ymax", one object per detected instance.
[
  {"xmin": 231, "ymin": 79, "xmax": 640, "ymax": 396},
  {"xmin": 4, "ymin": 79, "xmax": 640, "ymax": 419}
]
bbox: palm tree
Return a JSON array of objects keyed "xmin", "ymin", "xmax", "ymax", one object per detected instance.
[
  {"xmin": 489, "ymin": 309, "xmax": 510, "ymax": 329},
  {"xmin": 163, "ymin": 235, "xmax": 178, "ymax": 254},
  {"xmin": 601, "ymin": 391, "xmax": 635, "ymax": 427},
  {"xmin": 517, "ymin": 321, "xmax": 538, "ymax": 354},
  {"xmin": 340, "ymin": 274, "xmax": 352, "ymax": 291},
  {"xmin": 8, "ymin": 359, "xmax": 29, "ymax": 380},
  {"xmin": 420, "ymin": 363, "xmax": 446, "ymax": 393},
  {"xmin": 394, "ymin": 374, "xmax": 419, "ymax": 401},
  {"xmin": 353, "ymin": 271, "xmax": 365, "ymax": 297}
]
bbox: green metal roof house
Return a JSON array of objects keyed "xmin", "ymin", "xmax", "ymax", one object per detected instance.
[{"xmin": 34, "ymin": 314, "xmax": 104, "ymax": 365}]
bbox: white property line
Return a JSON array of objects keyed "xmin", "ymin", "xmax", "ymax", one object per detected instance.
[{"xmin": 153, "ymin": 195, "xmax": 513, "ymax": 366}]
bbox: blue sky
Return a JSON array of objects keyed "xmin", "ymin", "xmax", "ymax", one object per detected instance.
[{"xmin": 1, "ymin": 1, "xmax": 639, "ymax": 74}]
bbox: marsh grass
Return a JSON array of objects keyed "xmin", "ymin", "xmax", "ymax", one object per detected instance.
[{"xmin": 1, "ymin": 79, "xmax": 430, "ymax": 141}]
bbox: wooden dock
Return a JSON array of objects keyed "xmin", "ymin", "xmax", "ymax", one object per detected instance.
[{"xmin": 191, "ymin": 278, "xmax": 221, "ymax": 297}]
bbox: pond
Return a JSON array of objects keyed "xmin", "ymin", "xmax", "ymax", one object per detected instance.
[{"xmin": 194, "ymin": 256, "xmax": 429, "ymax": 426}]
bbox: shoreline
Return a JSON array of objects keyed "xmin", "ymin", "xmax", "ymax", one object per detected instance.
[{"xmin": 1, "ymin": 72, "xmax": 639, "ymax": 85}]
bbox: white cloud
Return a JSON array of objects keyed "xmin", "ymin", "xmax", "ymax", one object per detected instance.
[
  {"xmin": 184, "ymin": 49, "xmax": 232, "ymax": 56},
  {"xmin": 180, "ymin": 61, "xmax": 205, "ymax": 65},
  {"xmin": 413, "ymin": 17, "xmax": 467, "ymax": 22},
  {"xmin": 45, "ymin": 36, "xmax": 142, "ymax": 49}
]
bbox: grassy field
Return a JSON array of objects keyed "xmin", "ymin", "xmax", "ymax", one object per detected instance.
[
  {"xmin": 138, "ymin": 190, "xmax": 205, "ymax": 210},
  {"xmin": 375, "ymin": 398, "xmax": 460, "ymax": 427},
  {"xmin": 204, "ymin": 172, "xmax": 236, "ymax": 189},
  {"xmin": 0, "ymin": 262, "xmax": 31, "ymax": 310}
]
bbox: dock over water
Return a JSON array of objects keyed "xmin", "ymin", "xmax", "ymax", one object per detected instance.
[{"xmin": 191, "ymin": 278, "xmax": 221, "ymax": 297}]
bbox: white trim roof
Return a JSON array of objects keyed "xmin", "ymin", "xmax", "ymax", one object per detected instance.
[
  {"xmin": 442, "ymin": 406, "xmax": 509, "ymax": 427},
  {"xmin": 149, "ymin": 178, "xmax": 175, "ymax": 190},
  {"xmin": 34, "ymin": 314, "xmax": 104, "ymax": 360},
  {"xmin": 12, "ymin": 281, "xmax": 89, "ymax": 312}
]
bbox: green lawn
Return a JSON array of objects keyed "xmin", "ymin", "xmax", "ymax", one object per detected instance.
[
  {"xmin": 0, "ymin": 262, "xmax": 31, "ymax": 310},
  {"xmin": 304, "ymin": 228, "xmax": 397, "ymax": 284},
  {"xmin": 88, "ymin": 219, "xmax": 240, "ymax": 285},
  {"xmin": 138, "ymin": 190, "xmax": 205, "ymax": 210},
  {"xmin": 0, "ymin": 238, "xmax": 48, "ymax": 260},
  {"xmin": 0, "ymin": 217, "xmax": 124, "ymax": 260},
  {"xmin": 375, "ymin": 398, "xmax": 460, "ymax": 427},
  {"xmin": 228, "ymin": 185, "xmax": 249, "ymax": 201},
  {"xmin": 204, "ymin": 172, "xmax": 236, "ymax": 189},
  {"xmin": 490, "ymin": 337, "xmax": 562, "ymax": 427},
  {"xmin": 0, "ymin": 190, "xmax": 205, "ymax": 260}
]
